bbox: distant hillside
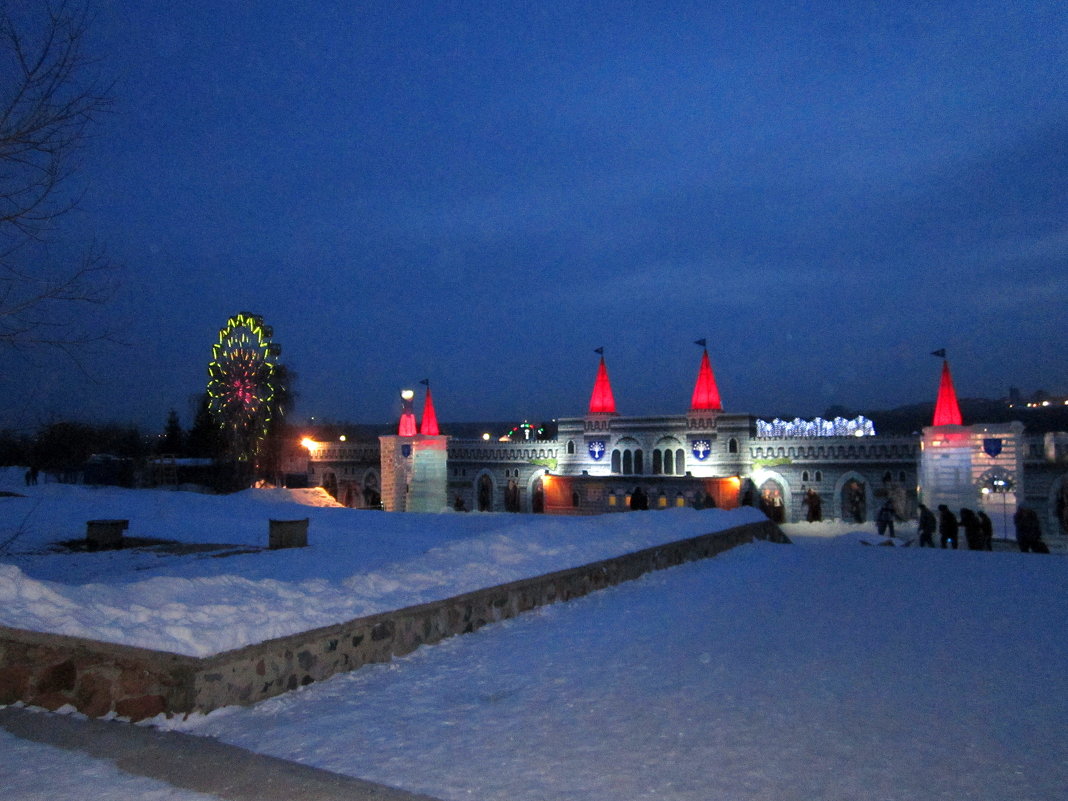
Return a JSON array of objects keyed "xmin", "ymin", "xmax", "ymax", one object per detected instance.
[{"xmin": 842, "ymin": 400, "xmax": 1068, "ymax": 436}]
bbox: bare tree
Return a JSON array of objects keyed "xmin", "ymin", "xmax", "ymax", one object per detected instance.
[{"xmin": 0, "ymin": 1, "xmax": 112, "ymax": 349}]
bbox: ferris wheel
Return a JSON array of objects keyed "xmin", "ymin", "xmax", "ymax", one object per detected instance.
[{"xmin": 207, "ymin": 312, "xmax": 282, "ymax": 445}]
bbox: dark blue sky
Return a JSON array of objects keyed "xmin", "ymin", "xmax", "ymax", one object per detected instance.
[{"xmin": 3, "ymin": 1, "xmax": 1067, "ymax": 432}]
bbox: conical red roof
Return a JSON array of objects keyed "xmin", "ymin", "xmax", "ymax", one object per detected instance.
[
  {"xmin": 588, "ymin": 356, "xmax": 617, "ymax": 414},
  {"xmin": 932, "ymin": 360, "xmax": 963, "ymax": 426},
  {"xmin": 398, "ymin": 391, "xmax": 417, "ymax": 436},
  {"xmin": 420, "ymin": 386, "xmax": 440, "ymax": 436},
  {"xmin": 690, "ymin": 349, "xmax": 722, "ymax": 411}
]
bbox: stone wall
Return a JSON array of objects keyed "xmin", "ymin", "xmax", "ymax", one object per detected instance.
[{"xmin": 0, "ymin": 520, "xmax": 787, "ymax": 720}]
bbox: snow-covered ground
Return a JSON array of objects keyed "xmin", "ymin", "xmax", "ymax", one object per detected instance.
[
  {"xmin": 2, "ymin": 469, "xmax": 1066, "ymax": 800},
  {"xmin": 0, "ymin": 468, "xmax": 766, "ymax": 655}
]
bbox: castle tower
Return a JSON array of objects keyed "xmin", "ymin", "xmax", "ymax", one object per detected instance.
[
  {"xmin": 397, "ymin": 389, "xmax": 417, "ymax": 437},
  {"xmin": 920, "ymin": 356, "xmax": 1023, "ymax": 537},
  {"xmin": 588, "ymin": 350, "xmax": 617, "ymax": 415},
  {"xmin": 690, "ymin": 346, "xmax": 722, "ymax": 412},
  {"xmin": 932, "ymin": 359, "xmax": 963, "ymax": 426},
  {"xmin": 420, "ymin": 382, "xmax": 439, "ymax": 436},
  {"xmin": 380, "ymin": 387, "xmax": 448, "ymax": 513}
]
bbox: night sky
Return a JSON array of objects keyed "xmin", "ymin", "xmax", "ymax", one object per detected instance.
[{"xmin": 3, "ymin": 1, "xmax": 1067, "ymax": 433}]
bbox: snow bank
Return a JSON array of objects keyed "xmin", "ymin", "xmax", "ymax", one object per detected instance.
[{"xmin": 0, "ymin": 480, "xmax": 766, "ymax": 655}]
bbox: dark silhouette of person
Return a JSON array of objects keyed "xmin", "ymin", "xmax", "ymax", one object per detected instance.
[
  {"xmin": 938, "ymin": 505, "xmax": 958, "ymax": 549},
  {"xmin": 977, "ymin": 510, "xmax": 994, "ymax": 551},
  {"xmin": 876, "ymin": 501, "xmax": 895, "ymax": 537},
  {"xmin": 1014, "ymin": 506, "xmax": 1046, "ymax": 553},
  {"xmin": 917, "ymin": 504, "xmax": 936, "ymax": 547},
  {"xmin": 803, "ymin": 488, "xmax": 823, "ymax": 522},
  {"xmin": 960, "ymin": 508, "xmax": 982, "ymax": 550}
]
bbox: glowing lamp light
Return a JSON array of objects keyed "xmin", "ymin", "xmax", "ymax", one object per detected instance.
[
  {"xmin": 482, "ymin": 433, "xmax": 491, "ymax": 441},
  {"xmin": 401, "ymin": 389, "xmax": 415, "ymax": 400},
  {"xmin": 300, "ymin": 437, "xmax": 316, "ymax": 450},
  {"xmin": 339, "ymin": 435, "xmax": 346, "ymax": 442}
]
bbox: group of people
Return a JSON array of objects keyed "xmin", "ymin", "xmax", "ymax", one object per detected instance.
[
  {"xmin": 915, "ymin": 502, "xmax": 1048, "ymax": 553},
  {"xmin": 915, "ymin": 504, "xmax": 993, "ymax": 549}
]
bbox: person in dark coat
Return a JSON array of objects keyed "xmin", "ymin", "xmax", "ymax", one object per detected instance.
[
  {"xmin": 876, "ymin": 501, "xmax": 895, "ymax": 537},
  {"xmin": 1014, "ymin": 506, "xmax": 1046, "ymax": 553},
  {"xmin": 803, "ymin": 488, "xmax": 823, "ymax": 522},
  {"xmin": 977, "ymin": 510, "xmax": 994, "ymax": 550},
  {"xmin": 938, "ymin": 505, "xmax": 958, "ymax": 549},
  {"xmin": 960, "ymin": 508, "xmax": 982, "ymax": 550},
  {"xmin": 917, "ymin": 504, "xmax": 937, "ymax": 548}
]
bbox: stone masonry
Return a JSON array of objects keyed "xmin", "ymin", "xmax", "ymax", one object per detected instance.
[{"xmin": 0, "ymin": 519, "xmax": 787, "ymax": 720}]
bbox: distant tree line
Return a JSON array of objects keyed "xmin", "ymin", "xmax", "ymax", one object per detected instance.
[{"xmin": 0, "ymin": 391, "xmax": 294, "ymax": 491}]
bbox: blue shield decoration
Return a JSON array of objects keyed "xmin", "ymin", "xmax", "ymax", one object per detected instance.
[
  {"xmin": 588, "ymin": 440, "xmax": 606, "ymax": 461},
  {"xmin": 983, "ymin": 438, "xmax": 1003, "ymax": 458},
  {"xmin": 401, "ymin": 444, "xmax": 412, "ymax": 458},
  {"xmin": 692, "ymin": 439, "xmax": 711, "ymax": 461}
]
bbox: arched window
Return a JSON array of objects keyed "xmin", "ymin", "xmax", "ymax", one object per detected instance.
[
  {"xmin": 802, "ymin": 470, "xmax": 810, "ymax": 482},
  {"xmin": 675, "ymin": 448, "xmax": 685, "ymax": 474},
  {"xmin": 612, "ymin": 449, "xmax": 622, "ymax": 473},
  {"xmin": 663, "ymin": 449, "xmax": 673, "ymax": 475},
  {"xmin": 567, "ymin": 440, "xmax": 575, "ymax": 454},
  {"xmin": 815, "ymin": 470, "xmax": 822, "ymax": 482},
  {"xmin": 635, "ymin": 449, "xmax": 644, "ymax": 475},
  {"xmin": 623, "ymin": 450, "xmax": 633, "ymax": 475},
  {"xmin": 652, "ymin": 450, "xmax": 662, "ymax": 475},
  {"xmin": 571, "ymin": 491, "xmax": 580, "ymax": 508}
]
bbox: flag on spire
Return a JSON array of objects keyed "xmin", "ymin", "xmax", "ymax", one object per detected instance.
[
  {"xmin": 419, "ymin": 383, "xmax": 439, "ymax": 436},
  {"xmin": 932, "ymin": 359, "xmax": 963, "ymax": 426},
  {"xmin": 690, "ymin": 348, "xmax": 722, "ymax": 411},
  {"xmin": 588, "ymin": 354, "xmax": 617, "ymax": 414}
]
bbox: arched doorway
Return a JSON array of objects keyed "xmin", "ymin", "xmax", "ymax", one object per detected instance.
[{"xmin": 759, "ymin": 478, "xmax": 785, "ymax": 523}]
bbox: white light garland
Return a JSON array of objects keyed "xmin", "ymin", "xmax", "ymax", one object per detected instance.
[{"xmin": 755, "ymin": 415, "xmax": 876, "ymax": 439}]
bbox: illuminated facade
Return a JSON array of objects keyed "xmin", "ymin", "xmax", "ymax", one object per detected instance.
[{"xmin": 302, "ymin": 353, "xmax": 1068, "ymax": 538}]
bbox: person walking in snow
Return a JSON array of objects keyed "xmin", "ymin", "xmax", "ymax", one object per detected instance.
[
  {"xmin": 938, "ymin": 505, "xmax": 958, "ymax": 549},
  {"xmin": 917, "ymin": 504, "xmax": 936, "ymax": 547},
  {"xmin": 876, "ymin": 501, "xmax": 895, "ymax": 537}
]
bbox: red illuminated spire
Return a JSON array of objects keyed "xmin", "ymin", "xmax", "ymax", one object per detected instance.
[
  {"xmin": 588, "ymin": 352, "xmax": 617, "ymax": 414},
  {"xmin": 420, "ymin": 383, "xmax": 440, "ymax": 436},
  {"xmin": 398, "ymin": 390, "xmax": 417, "ymax": 436},
  {"xmin": 932, "ymin": 360, "xmax": 963, "ymax": 426},
  {"xmin": 690, "ymin": 349, "xmax": 722, "ymax": 411}
]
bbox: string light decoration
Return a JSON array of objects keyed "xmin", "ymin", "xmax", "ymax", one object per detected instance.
[
  {"xmin": 506, "ymin": 422, "xmax": 545, "ymax": 441},
  {"xmin": 207, "ymin": 312, "xmax": 282, "ymax": 460},
  {"xmin": 755, "ymin": 415, "xmax": 876, "ymax": 438}
]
